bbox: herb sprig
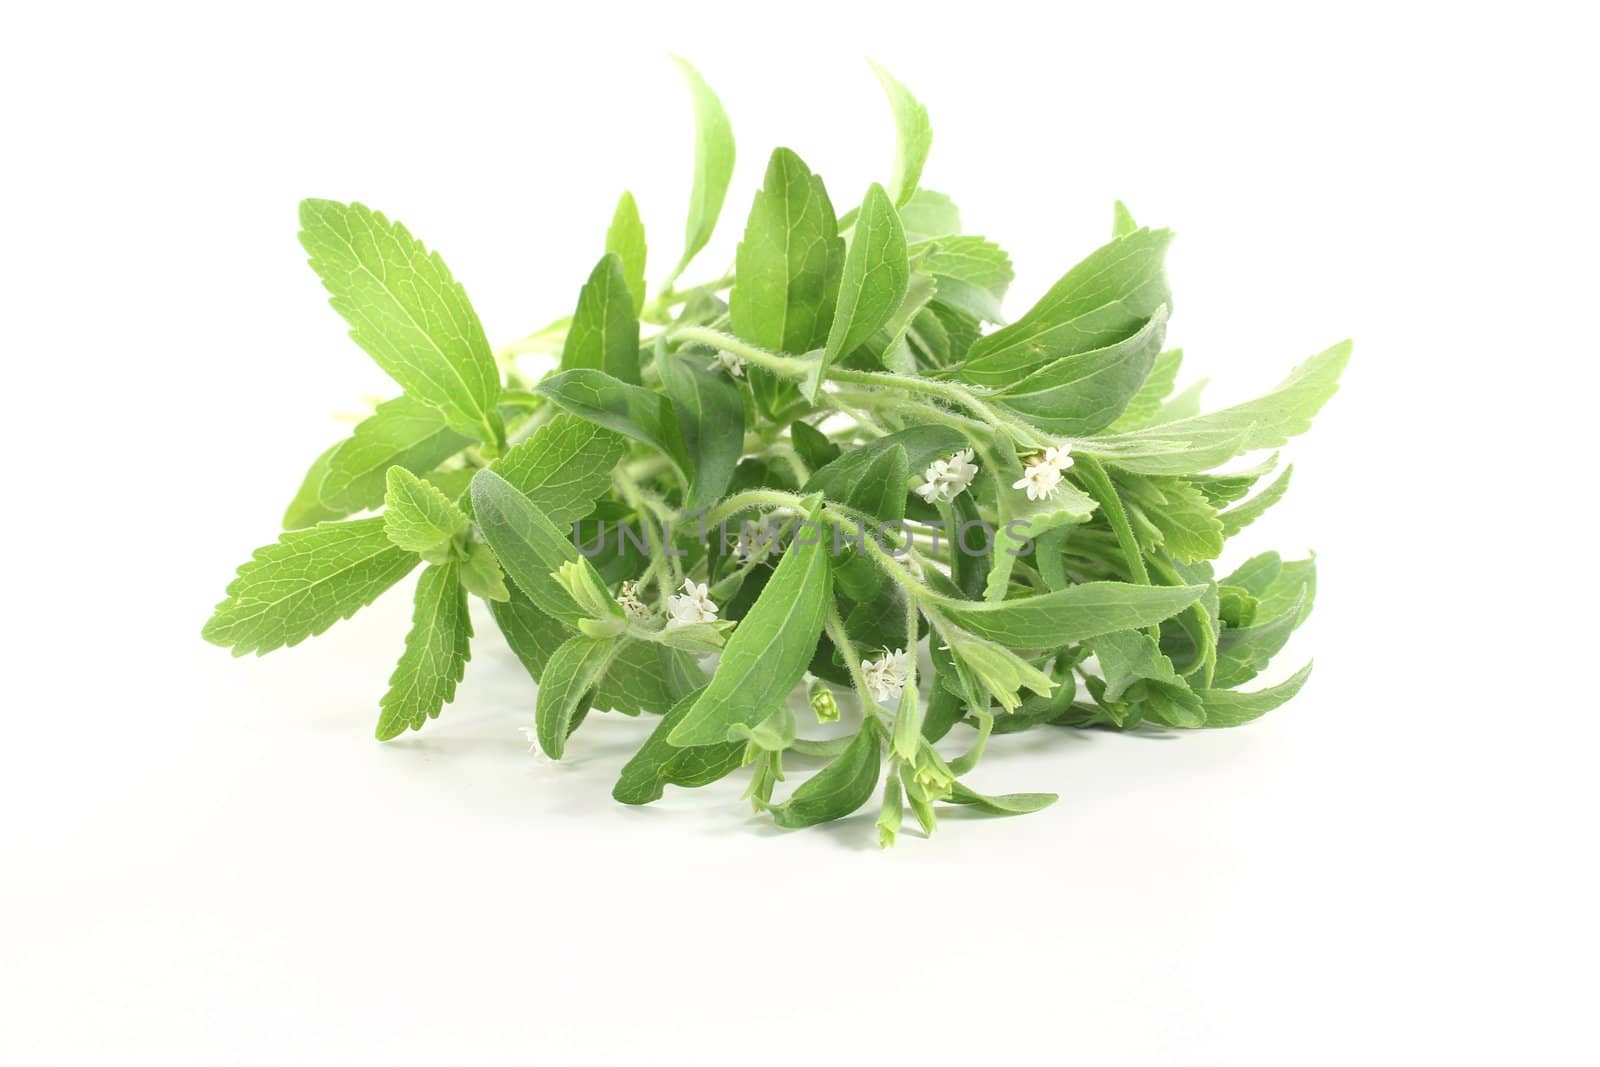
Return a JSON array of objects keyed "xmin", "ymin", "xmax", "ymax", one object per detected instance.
[{"xmin": 203, "ymin": 59, "xmax": 1348, "ymax": 844}]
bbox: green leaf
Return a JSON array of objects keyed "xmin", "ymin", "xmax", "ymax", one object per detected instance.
[
  {"xmin": 659, "ymin": 349, "xmax": 745, "ymax": 508},
  {"xmin": 1214, "ymin": 590, "xmax": 1308, "ymax": 690},
  {"xmin": 1088, "ymin": 629, "xmax": 1190, "ymax": 703},
  {"xmin": 811, "ymin": 183, "xmax": 909, "ymax": 398},
  {"xmin": 469, "ymin": 469, "xmax": 586, "ymax": 625},
  {"xmin": 1109, "ymin": 348, "xmax": 1184, "ymax": 431},
  {"xmin": 671, "ymin": 57, "xmax": 736, "ymax": 277},
  {"xmin": 790, "ymin": 420, "xmax": 841, "ymax": 472},
  {"xmin": 613, "ymin": 687, "xmax": 745, "ymax": 805},
  {"xmin": 298, "ymin": 200, "xmax": 503, "ymax": 448},
  {"xmin": 1200, "ymin": 662, "xmax": 1313, "ymax": 728},
  {"xmin": 947, "ymin": 782, "xmax": 1058, "ymax": 816},
  {"xmin": 1119, "ymin": 473, "xmax": 1224, "ymax": 564},
  {"xmin": 960, "ymin": 228, "xmax": 1174, "ymax": 387},
  {"xmin": 1082, "ymin": 341, "xmax": 1352, "ymax": 475},
  {"xmin": 1111, "ymin": 200, "xmax": 1137, "ymax": 238},
  {"xmin": 560, "ymin": 254, "xmax": 641, "ymax": 384},
  {"xmin": 932, "ymin": 581, "xmax": 1207, "ymax": 650},
  {"xmin": 457, "ymin": 541, "xmax": 509, "ymax": 602},
  {"xmin": 802, "ymin": 425, "xmax": 965, "ymax": 506},
  {"xmin": 911, "ymin": 235, "xmax": 1014, "ymax": 324},
  {"xmin": 534, "ymin": 369, "xmax": 690, "ymax": 475},
  {"xmin": 536, "ymin": 634, "xmax": 617, "ymax": 759},
  {"xmin": 316, "ymin": 396, "xmax": 473, "ymax": 518},
  {"xmin": 730, "ymin": 148, "xmax": 844, "ymax": 412},
  {"xmin": 828, "ymin": 443, "xmax": 908, "ymax": 600},
  {"xmin": 993, "ymin": 306, "xmax": 1168, "ymax": 434},
  {"xmin": 769, "ymin": 722, "xmax": 883, "ymax": 828},
  {"xmin": 869, "ymin": 61, "xmax": 931, "ymax": 207},
  {"xmin": 605, "ymin": 191, "xmax": 647, "ymax": 313},
  {"xmin": 898, "ymin": 188, "xmax": 960, "ymax": 241},
  {"xmin": 595, "ymin": 641, "xmax": 705, "ymax": 717},
  {"xmin": 382, "ymin": 467, "xmax": 469, "ymax": 555},
  {"xmin": 282, "ymin": 442, "xmax": 346, "ymax": 529},
  {"xmin": 202, "ymin": 518, "xmax": 418, "ymax": 656},
  {"xmin": 1219, "ymin": 465, "xmax": 1294, "ymax": 537},
  {"xmin": 667, "ymin": 501, "xmax": 833, "ymax": 746},
  {"xmin": 375, "ymin": 564, "xmax": 471, "ymax": 740},
  {"xmin": 489, "ymin": 412, "xmax": 627, "ymax": 526},
  {"xmin": 489, "ymin": 580, "xmax": 570, "ymax": 680}
]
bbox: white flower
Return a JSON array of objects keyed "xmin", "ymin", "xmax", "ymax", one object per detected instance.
[
  {"xmin": 1012, "ymin": 457, "xmax": 1063, "ymax": 501},
  {"xmin": 913, "ymin": 448, "xmax": 980, "ymax": 503},
  {"xmin": 715, "ymin": 350, "xmax": 745, "ymax": 378},
  {"xmin": 861, "ymin": 648, "xmax": 912, "ymax": 705},
  {"xmin": 667, "ymin": 578, "xmax": 719, "ymax": 627},
  {"xmin": 616, "ymin": 580, "xmax": 650, "ymax": 620},
  {"xmin": 518, "ymin": 726, "xmax": 540, "ymax": 754},
  {"xmin": 1041, "ymin": 444, "xmax": 1074, "ymax": 473},
  {"xmin": 733, "ymin": 517, "xmax": 775, "ymax": 562}
]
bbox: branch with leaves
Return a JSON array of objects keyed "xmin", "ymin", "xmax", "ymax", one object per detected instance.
[{"xmin": 203, "ymin": 59, "xmax": 1347, "ymax": 845}]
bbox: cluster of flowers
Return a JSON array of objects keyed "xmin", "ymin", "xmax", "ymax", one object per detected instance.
[{"xmin": 913, "ymin": 445, "xmax": 1076, "ymax": 504}]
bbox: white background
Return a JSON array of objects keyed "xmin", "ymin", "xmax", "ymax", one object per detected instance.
[{"xmin": 4, "ymin": 2, "xmax": 1596, "ymax": 1063}]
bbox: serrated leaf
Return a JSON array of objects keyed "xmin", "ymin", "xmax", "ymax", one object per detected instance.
[
  {"xmin": 202, "ymin": 518, "xmax": 418, "ymax": 656},
  {"xmin": 595, "ymin": 641, "xmax": 706, "ymax": 717},
  {"xmin": 489, "ymin": 580, "xmax": 569, "ymax": 680},
  {"xmin": 1120, "ymin": 473, "xmax": 1224, "ymax": 563},
  {"xmin": 932, "ymin": 581, "xmax": 1207, "ymax": 650},
  {"xmin": 672, "ymin": 57, "xmax": 735, "ymax": 277},
  {"xmin": 869, "ymin": 61, "xmax": 931, "ymax": 207},
  {"xmin": 1200, "ymin": 662, "xmax": 1314, "ymax": 728},
  {"xmin": 1082, "ymin": 341, "xmax": 1352, "ymax": 475},
  {"xmin": 316, "ymin": 396, "xmax": 473, "ymax": 518},
  {"xmin": 811, "ymin": 183, "xmax": 909, "ymax": 398},
  {"xmin": 910, "ymin": 235, "xmax": 1013, "ymax": 324},
  {"xmin": 375, "ymin": 563, "xmax": 471, "ymax": 740},
  {"xmin": 659, "ymin": 349, "xmax": 745, "ymax": 508},
  {"xmin": 613, "ymin": 687, "xmax": 745, "ymax": 805},
  {"xmin": 488, "ymin": 413, "xmax": 626, "ymax": 527},
  {"xmin": 1109, "ymin": 348, "xmax": 1184, "ymax": 431},
  {"xmin": 994, "ymin": 306, "xmax": 1168, "ymax": 435},
  {"xmin": 961, "ymin": 228, "xmax": 1173, "ymax": 387},
  {"xmin": 298, "ymin": 200, "xmax": 503, "ymax": 448},
  {"xmin": 536, "ymin": 634, "xmax": 616, "ymax": 759},
  {"xmin": 605, "ymin": 191, "xmax": 647, "ymax": 313},
  {"xmin": 769, "ymin": 722, "xmax": 882, "ymax": 829},
  {"xmin": 383, "ymin": 467, "xmax": 469, "ymax": 554},
  {"xmin": 1219, "ymin": 465, "xmax": 1294, "ymax": 537},
  {"xmin": 560, "ymin": 253, "xmax": 640, "ymax": 384},
  {"xmin": 667, "ymin": 501, "xmax": 832, "ymax": 746},
  {"xmin": 1088, "ymin": 628, "xmax": 1189, "ymax": 703},
  {"xmin": 534, "ymin": 369, "xmax": 690, "ymax": 475},
  {"xmin": 802, "ymin": 424, "xmax": 966, "ymax": 506}
]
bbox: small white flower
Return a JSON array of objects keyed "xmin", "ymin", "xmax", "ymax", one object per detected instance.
[
  {"xmin": 616, "ymin": 580, "xmax": 650, "ymax": 620},
  {"xmin": 715, "ymin": 350, "xmax": 745, "ymax": 378},
  {"xmin": 667, "ymin": 578, "xmax": 719, "ymax": 627},
  {"xmin": 518, "ymin": 726, "xmax": 540, "ymax": 755},
  {"xmin": 913, "ymin": 448, "xmax": 980, "ymax": 503},
  {"xmin": 861, "ymin": 648, "xmax": 912, "ymax": 705},
  {"xmin": 733, "ymin": 517, "xmax": 775, "ymax": 562},
  {"xmin": 1041, "ymin": 444, "xmax": 1075, "ymax": 473},
  {"xmin": 1012, "ymin": 458, "xmax": 1063, "ymax": 501}
]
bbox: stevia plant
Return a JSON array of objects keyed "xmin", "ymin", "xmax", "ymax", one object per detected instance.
[{"xmin": 202, "ymin": 58, "xmax": 1348, "ymax": 844}]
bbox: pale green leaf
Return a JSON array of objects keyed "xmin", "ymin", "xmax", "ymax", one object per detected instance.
[
  {"xmin": 202, "ymin": 518, "xmax": 417, "ymax": 656},
  {"xmin": 536, "ymin": 634, "xmax": 616, "ymax": 759},
  {"xmin": 605, "ymin": 190, "xmax": 647, "ymax": 313},
  {"xmin": 933, "ymin": 581, "xmax": 1207, "ymax": 650},
  {"xmin": 869, "ymin": 60, "xmax": 932, "ymax": 207},
  {"xmin": 298, "ymin": 200, "xmax": 503, "ymax": 448},
  {"xmin": 672, "ymin": 57, "xmax": 736, "ymax": 277},
  {"xmin": 375, "ymin": 563, "xmax": 472, "ymax": 740},
  {"xmin": 488, "ymin": 413, "xmax": 627, "ymax": 527},
  {"xmin": 811, "ymin": 183, "xmax": 909, "ymax": 398},
  {"xmin": 382, "ymin": 467, "xmax": 469, "ymax": 554},
  {"xmin": 560, "ymin": 253, "xmax": 641, "ymax": 384}
]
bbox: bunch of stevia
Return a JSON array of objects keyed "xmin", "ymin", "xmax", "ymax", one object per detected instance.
[{"xmin": 202, "ymin": 59, "xmax": 1348, "ymax": 844}]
